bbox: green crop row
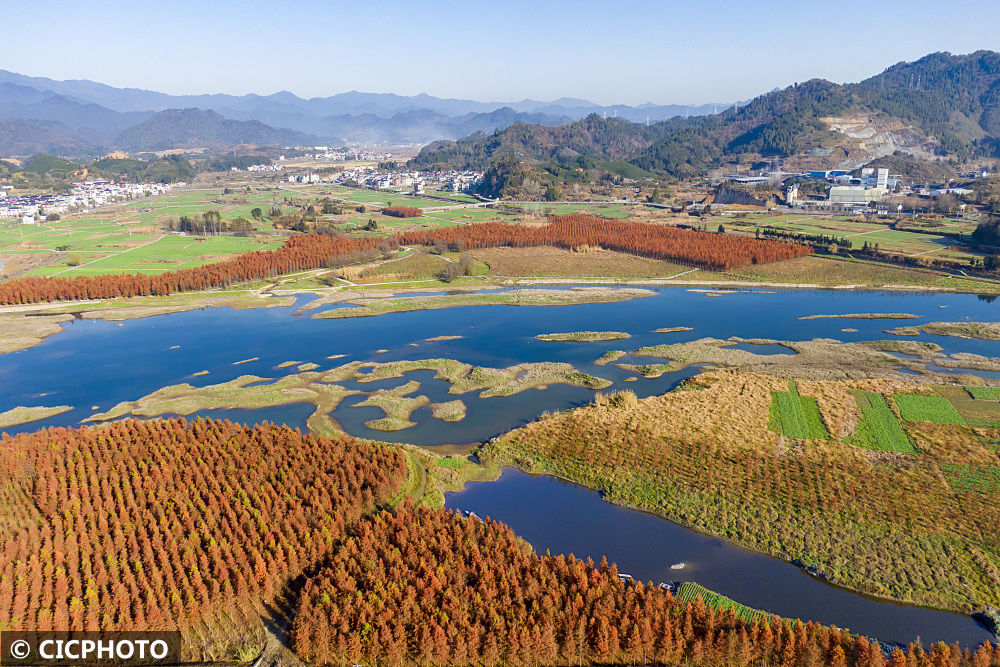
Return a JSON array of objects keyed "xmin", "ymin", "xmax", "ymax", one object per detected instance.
[
  {"xmin": 894, "ymin": 393, "xmax": 966, "ymax": 425},
  {"xmin": 965, "ymin": 386, "xmax": 1000, "ymax": 401},
  {"xmin": 846, "ymin": 392, "xmax": 916, "ymax": 454},
  {"xmin": 767, "ymin": 381, "xmax": 829, "ymax": 440}
]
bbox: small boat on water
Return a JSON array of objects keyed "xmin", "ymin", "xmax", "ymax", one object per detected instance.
[{"xmin": 670, "ymin": 562, "xmax": 685, "ymax": 570}]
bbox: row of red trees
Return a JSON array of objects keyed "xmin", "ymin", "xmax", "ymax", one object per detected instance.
[
  {"xmin": 0, "ymin": 233, "xmax": 391, "ymax": 305},
  {"xmin": 0, "ymin": 418, "xmax": 406, "ymax": 632},
  {"xmin": 383, "ymin": 206, "xmax": 422, "ymax": 218},
  {"xmin": 0, "ymin": 216, "xmax": 809, "ymax": 305},
  {"xmin": 401, "ymin": 215, "xmax": 813, "ymax": 271},
  {"xmin": 292, "ymin": 505, "xmax": 1000, "ymax": 667}
]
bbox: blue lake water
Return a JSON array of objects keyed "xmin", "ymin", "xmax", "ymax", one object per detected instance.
[
  {"xmin": 4, "ymin": 286, "xmax": 1000, "ymax": 440},
  {"xmin": 2, "ymin": 285, "xmax": 999, "ymax": 646}
]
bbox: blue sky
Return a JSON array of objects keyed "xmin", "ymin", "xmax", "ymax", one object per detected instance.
[{"xmin": 5, "ymin": 0, "xmax": 999, "ymax": 104}]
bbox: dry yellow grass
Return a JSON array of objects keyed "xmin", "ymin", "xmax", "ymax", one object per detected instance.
[
  {"xmin": 545, "ymin": 370, "xmax": 787, "ymax": 453},
  {"xmin": 906, "ymin": 422, "xmax": 998, "ymax": 464},
  {"xmin": 513, "ymin": 370, "xmax": 941, "ymax": 457},
  {"xmin": 471, "ymin": 246, "xmax": 691, "ymax": 278}
]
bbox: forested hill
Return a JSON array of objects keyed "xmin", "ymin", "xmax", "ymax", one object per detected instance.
[
  {"xmin": 414, "ymin": 115, "xmax": 668, "ymax": 169},
  {"xmin": 412, "ymin": 51, "xmax": 1000, "ymax": 194},
  {"xmin": 113, "ymin": 108, "xmax": 315, "ymax": 152}
]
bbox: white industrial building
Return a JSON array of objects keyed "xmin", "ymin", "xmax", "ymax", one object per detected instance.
[{"xmin": 829, "ymin": 168, "xmax": 890, "ymax": 204}]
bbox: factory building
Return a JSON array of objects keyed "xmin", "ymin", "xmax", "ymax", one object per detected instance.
[{"xmin": 828, "ymin": 169, "xmax": 890, "ymax": 204}]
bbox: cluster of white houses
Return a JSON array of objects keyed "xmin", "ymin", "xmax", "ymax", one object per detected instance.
[
  {"xmin": 291, "ymin": 147, "xmax": 394, "ymax": 161},
  {"xmin": 334, "ymin": 166, "xmax": 483, "ymax": 194},
  {"xmin": 244, "ymin": 163, "xmax": 283, "ymax": 172},
  {"xmin": 0, "ymin": 180, "xmax": 174, "ymax": 222}
]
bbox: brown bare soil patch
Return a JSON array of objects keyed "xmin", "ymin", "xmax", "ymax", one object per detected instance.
[{"xmin": 0, "ymin": 253, "xmax": 55, "ymax": 278}]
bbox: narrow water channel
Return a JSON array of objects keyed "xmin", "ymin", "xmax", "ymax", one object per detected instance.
[{"xmin": 445, "ymin": 468, "xmax": 997, "ymax": 648}]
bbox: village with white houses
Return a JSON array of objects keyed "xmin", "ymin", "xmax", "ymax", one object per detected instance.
[
  {"xmin": 291, "ymin": 147, "xmax": 396, "ymax": 162},
  {"xmin": 283, "ymin": 164, "xmax": 485, "ymax": 195},
  {"xmin": 0, "ymin": 180, "xmax": 174, "ymax": 223},
  {"xmin": 333, "ymin": 165, "xmax": 484, "ymax": 194}
]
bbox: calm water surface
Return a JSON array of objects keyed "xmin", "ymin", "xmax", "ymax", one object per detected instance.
[{"xmin": 3, "ymin": 285, "xmax": 999, "ymax": 646}]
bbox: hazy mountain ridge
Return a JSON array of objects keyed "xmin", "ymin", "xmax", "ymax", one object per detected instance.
[
  {"xmin": 214, "ymin": 106, "xmax": 572, "ymax": 144},
  {"xmin": 0, "ymin": 69, "xmax": 728, "ymax": 153},
  {"xmin": 0, "ymin": 118, "xmax": 94, "ymax": 157},
  {"xmin": 0, "ymin": 69, "xmax": 727, "ymax": 121}
]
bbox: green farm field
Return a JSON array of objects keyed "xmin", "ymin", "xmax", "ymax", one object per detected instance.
[
  {"xmin": 0, "ymin": 187, "xmax": 286, "ymax": 277},
  {"xmin": 846, "ymin": 391, "xmax": 916, "ymax": 453},
  {"xmin": 722, "ymin": 212, "xmax": 982, "ymax": 263},
  {"xmin": 26, "ymin": 235, "xmax": 283, "ymax": 276},
  {"xmin": 318, "ymin": 185, "xmax": 454, "ymax": 209},
  {"xmin": 129, "ymin": 188, "xmax": 284, "ymax": 227},
  {"xmin": 894, "ymin": 393, "xmax": 966, "ymax": 425},
  {"xmin": 768, "ymin": 381, "xmax": 829, "ymax": 439}
]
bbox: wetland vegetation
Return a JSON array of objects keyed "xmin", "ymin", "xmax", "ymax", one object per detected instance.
[
  {"xmin": 0, "ymin": 405, "xmax": 72, "ymax": 428},
  {"xmin": 481, "ymin": 369, "xmax": 1000, "ymax": 613},
  {"xmin": 85, "ymin": 358, "xmax": 612, "ymax": 433},
  {"xmin": 536, "ymin": 330, "xmax": 632, "ymax": 342},
  {"xmin": 313, "ymin": 287, "xmax": 654, "ymax": 319},
  {"xmin": 886, "ymin": 322, "xmax": 1000, "ymax": 341}
]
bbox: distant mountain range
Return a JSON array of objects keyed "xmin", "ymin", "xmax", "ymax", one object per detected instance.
[
  {"xmin": 0, "ymin": 69, "xmax": 730, "ymax": 157},
  {"xmin": 413, "ymin": 51, "xmax": 1000, "ymax": 197}
]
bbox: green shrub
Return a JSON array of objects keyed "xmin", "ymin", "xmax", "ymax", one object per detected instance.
[
  {"xmin": 942, "ymin": 463, "xmax": 1000, "ymax": 493},
  {"xmin": 674, "ymin": 582, "xmax": 769, "ymax": 624}
]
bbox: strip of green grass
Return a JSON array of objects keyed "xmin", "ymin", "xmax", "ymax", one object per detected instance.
[
  {"xmin": 966, "ymin": 386, "xmax": 1000, "ymax": 401},
  {"xmin": 846, "ymin": 392, "xmax": 916, "ymax": 453},
  {"xmin": 767, "ymin": 381, "xmax": 829, "ymax": 440},
  {"xmin": 894, "ymin": 393, "xmax": 966, "ymax": 425}
]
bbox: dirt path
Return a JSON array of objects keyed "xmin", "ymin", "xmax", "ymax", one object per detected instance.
[{"xmin": 255, "ymin": 610, "xmax": 302, "ymax": 667}]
